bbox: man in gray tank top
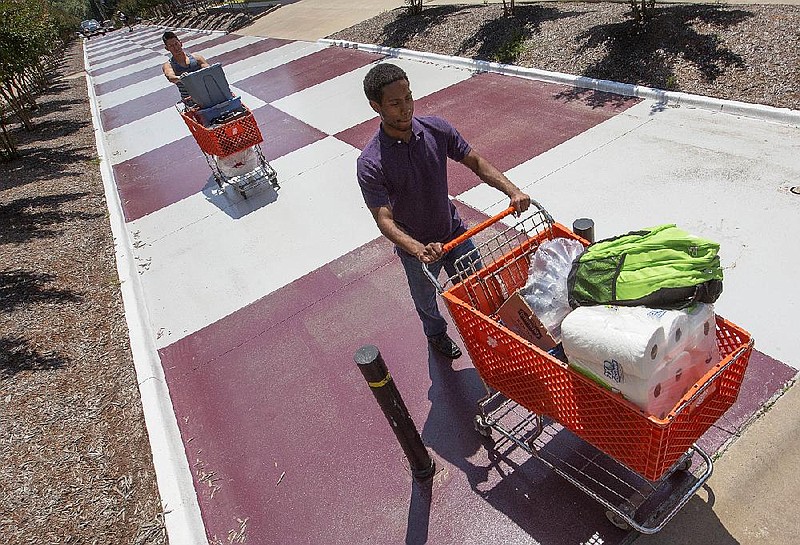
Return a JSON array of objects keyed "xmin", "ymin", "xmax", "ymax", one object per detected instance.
[{"xmin": 161, "ymin": 31, "xmax": 210, "ymax": 105}]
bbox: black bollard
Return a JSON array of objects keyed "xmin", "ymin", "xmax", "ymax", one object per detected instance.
[
  {"xmin": 573, "ymin": 218, "xmax": 595, "ymax": 243},
  {"xmin": 355, "ymin": 345, "xmax": 436, "ymax": 480}
]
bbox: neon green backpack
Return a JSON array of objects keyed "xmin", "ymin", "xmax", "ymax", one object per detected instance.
[{"xmin": 567, "ymin": 224, "xmax": 723, "ymax": 310}]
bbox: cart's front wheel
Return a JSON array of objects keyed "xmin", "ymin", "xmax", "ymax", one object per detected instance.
[
  {"xmin": 605, "ymin": 510, "xmax": 631, "ymax": 531},
  {"xmin": 474, "ymin": 415, "xmax": 492, "ymax": 438}
]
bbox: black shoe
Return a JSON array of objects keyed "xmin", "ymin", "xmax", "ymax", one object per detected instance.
[{"xmin": 428, "ymin": 333, "xmax": 462, "ymax": 359}]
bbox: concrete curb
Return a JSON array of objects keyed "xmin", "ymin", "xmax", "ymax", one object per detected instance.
[
  {"xmin": 319, "ymin": 39, "xmax": 800, "ymax": 127},
  {"xmin": 83, "ymin": 44, "xmax": 207, "ymax": 545}
]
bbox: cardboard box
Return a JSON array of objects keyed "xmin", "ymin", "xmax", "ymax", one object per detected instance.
[{"xmin": 496, "ymin": 291, "xmax": 557, "ymax": 351}]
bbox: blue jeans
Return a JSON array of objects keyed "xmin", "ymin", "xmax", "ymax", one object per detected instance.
[{"xmin": 398, "ymin": 238, "xmax": 481, "ymax": 338}]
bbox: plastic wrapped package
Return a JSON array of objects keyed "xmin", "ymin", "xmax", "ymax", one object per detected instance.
[
  {"xmin": 216, "ymin": 146, "xmax": 259, "ymax": 178},
  {"xmin": 521, "ymin": 237, "xmax": 585, "ymax": 341}
]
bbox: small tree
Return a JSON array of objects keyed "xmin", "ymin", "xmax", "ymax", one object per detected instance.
[
  {"xmin": 406, "ymin": 0, "xmax": 422, "ymax": 15},
  {"xmin": 629, "ymin": 0, "xmax": 656, "ymax": 25}
]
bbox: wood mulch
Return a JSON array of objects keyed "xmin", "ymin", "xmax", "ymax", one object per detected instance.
[
  {"xmin": 330, "ymin": 2, "xmax": 800, "ymax": 111},
  {"xmin": 0, "ymin": 42, "xmax": 167, "ymax": 544}
]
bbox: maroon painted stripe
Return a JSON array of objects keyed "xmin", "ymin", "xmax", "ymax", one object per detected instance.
[
  {"xmin": 206, "ymin": 37, "xmax": 293, "ymax": 66},
  {"xmin": 111, "ymin": 136, "xmax": 211, "ymax": 222},
  {"xmin": 234, "ymin": 47, "xmax": 383, "ymax": 104},
  {"xmin": 249, "ymin": 104, "xmax": 327, "ymax": 161},
  {"xmin": 100, "ymin": 87, "xmax": 181, "ymax": 131},
  {"xmin": 336, "ymin": 73, "xmax": 640, "ymax": 196},
  {"xmin": 112, "ymin": 106, "xmax": 324, "ymax": 220},
  {"xmin": 90, "ymin": 51, "xmax": 161, "ymax": 77}
]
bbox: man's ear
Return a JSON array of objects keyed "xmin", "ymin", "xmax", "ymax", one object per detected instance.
[{"xmin": 368, "ymin": 100, "xmax": 382, "ymax": 115}]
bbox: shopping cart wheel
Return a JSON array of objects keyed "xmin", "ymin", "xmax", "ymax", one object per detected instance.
[
  {"xmin": 473, "ymin": 415, "xmax": 492, "ymax": 438},
  {"xmin": 213, "ymin": 176, "xmax": 223, "ymax": 189},
  {"xmin": 605, "ymin": 510, "xmax": 631, "ymax": 531}
]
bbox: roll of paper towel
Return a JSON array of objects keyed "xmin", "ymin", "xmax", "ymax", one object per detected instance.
[
  {"xmin": 641, "ymin": 308, "xmax": 688, "ymax": 356},
  {"xmin": 570, "ymin": 351, "xmax": 695, "ymax": 419},
  {"xmin": 561, "ymin": 305, "xmax": 667, "ymax": 378},
  {"xmin": 683, "ymin": 303, "xmax": 716, "ymax": 349}
]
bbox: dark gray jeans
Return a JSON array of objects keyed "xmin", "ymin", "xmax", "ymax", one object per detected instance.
[{"xmin": 398, "ymin": 238, "xmax": 480, "ymax": 338}]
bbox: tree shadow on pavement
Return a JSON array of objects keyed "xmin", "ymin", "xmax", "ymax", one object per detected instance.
[
  {"xmin": 0, "ymin": 192, "xmax": 101, "ymax": 244},
  {"xmin": 577, "ymin": 5, "xmax": 752, "ymax": 91},
  {"xmin": 0, "ymin": 336, "xmax": 68, "ymax": 380},
  {"xmin": 552, "ymin": 87, "xmax": 640, "ymax": 110}
]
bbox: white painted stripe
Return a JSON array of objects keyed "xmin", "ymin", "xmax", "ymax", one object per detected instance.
[
  {"xmin": 97, "ymin": 74, "xmax": 171, "ymax": 108},
  {"xmin": 84, "ymin": 41, "xmax": 208, "ymax": 545},
  {"xmin": 129, "ymin": 136, "xmax": 380, "ymax": 348},
  {"xmin": 195, "ymin": 35, "xmax": 265, "ymax": 60},
  {"xmin": 459, "ymin": 98, "xmax": 800, "ymax": 368},
  {"xmin": 180, "ymin": 32, "xmax": 226, "ymax": 50},
  {"xmin": 224, "ymin": 41, "xmax": 325, "ymax": 83},
  {"xmin": 105, "ymin": 106, "xmax": 189, "ymax": 165},
  {"xmin": 90, "ymin": 49, "xmax": 159, "ymax": 71},
  {"xmin": 228, "ymin": 86, "xmax": 267, "ymax": 110},
  {"xmin": 271, "ymin": 57, "xmax": 472, "ymax": 135}
]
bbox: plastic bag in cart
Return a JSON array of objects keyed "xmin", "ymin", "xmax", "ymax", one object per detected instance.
[
  {"xmin": 521, "ymin": 237, "xmax": 585, "ymax": 342},
  {"xmin": 216, "ymin": 146, "xmax": 259, "ymax": 178}
]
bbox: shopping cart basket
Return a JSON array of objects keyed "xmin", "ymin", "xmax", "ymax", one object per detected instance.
[
  {"xmin": 424, "ymin": 202, "xmax": 754, "ymax": 533},
  {"xmin": 179, "ymin": 102, "xmax": 279, "ymax": 199}
]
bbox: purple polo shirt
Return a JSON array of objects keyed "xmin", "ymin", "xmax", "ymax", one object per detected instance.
[{"xmin": 357, "ymin": 116, "xmax": 471, "ymax": 248}]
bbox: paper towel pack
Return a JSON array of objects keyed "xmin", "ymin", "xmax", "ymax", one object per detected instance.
[
  {"xmin": 561, "ymin": 305, "xmax": 668, "ymax": 378},
  {"xmin": 561, "ymin": 304, "xmax": 716, "ymax": 379},
  {"xmin": 562, "ymin": 303, "xmax": 720, "ymax": 417},
  {"xmin": 571, "ymin": 351, "xmax": 698, "ymax": 419}
]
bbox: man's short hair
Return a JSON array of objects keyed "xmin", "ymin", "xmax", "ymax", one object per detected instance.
[
  {"xmin": 363, "ymin": 63, "xmax": 408, "ymax": 104},
  {"xmin": 162, "ymin": 31, "xmax": 178, "ymax": 44}
]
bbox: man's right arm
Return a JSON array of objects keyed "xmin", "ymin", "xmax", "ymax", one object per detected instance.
[
  {"xmin": 369, "ymin": 206, "xmax": 442, "ymax": 263},
  {"xmin": 163, "ymin": 61, "xmax": 180, "ymax": 84}
]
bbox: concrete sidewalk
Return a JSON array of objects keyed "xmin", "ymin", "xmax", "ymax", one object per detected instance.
[
  {"xmin": 238, "ymin": 3, "xmax": 800, "ymax": 543},
  {"xmin": 84, "ymin": 8, "xmax": 800, "ymax": 544},
  {"xmin": 639, "ymin": 378, "xmax": 800, "ymax": 544}
]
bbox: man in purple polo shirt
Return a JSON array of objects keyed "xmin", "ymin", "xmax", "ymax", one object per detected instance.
[{"xmin": 357, "ymin": 63, "xmax": 530, "ymax": 359}]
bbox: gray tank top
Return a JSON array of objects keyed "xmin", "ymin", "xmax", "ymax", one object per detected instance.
[{"xmin": 170, "ymin": 54, "xmax": 201, "ymax": 102}]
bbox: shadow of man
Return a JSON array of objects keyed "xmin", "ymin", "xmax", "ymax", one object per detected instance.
[{"xmin": 413, "ymin": 349, "xmax": 634, "ymax": 544}]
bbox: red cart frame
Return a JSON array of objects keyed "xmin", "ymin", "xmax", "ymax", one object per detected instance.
[
  {"xmin": 425, "ymin": 203, "xmax": 753, "ymax": 532},
  {"xmin": 178, "ymin": 102, "xmax": 279, "ymax": 199}
]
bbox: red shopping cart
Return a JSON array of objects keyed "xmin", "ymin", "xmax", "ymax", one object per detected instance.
[
  {"xmin": 424, "ymin": 202, "xmax": 753, "ymax": 533},
  {"xmin": 179, "ymin": 102, "xmax": 279, "ymax": 199}
]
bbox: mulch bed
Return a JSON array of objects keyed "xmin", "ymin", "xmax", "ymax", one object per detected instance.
[
  {"xmin": 0, "ymin": 42, "xmax": 167, "ymax": 544},
  {"xmin": 330, "ymin": 2, "xmax": 800, "ymax": 111}
]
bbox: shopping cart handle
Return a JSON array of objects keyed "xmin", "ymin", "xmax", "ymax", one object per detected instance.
[{"xmin": 442, "ymin": 206, "xmax": 516, "ymax": 254}]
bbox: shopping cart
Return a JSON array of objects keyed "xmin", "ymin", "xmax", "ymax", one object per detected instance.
[
  {"xmin": 178, "ymin": 101, "xmax": 279, "ymax": 199},
  {"xmin": 424, "ymin": 202, "xmax": 754, "ymax": 533}
]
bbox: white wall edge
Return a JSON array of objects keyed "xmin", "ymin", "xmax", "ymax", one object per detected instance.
[
  {"xmin": 83, "ymin": 43, "xmax": 208, "ymax": 545},
  {"xmin": 319, "ymin": 39, "xmax": 800, "ymax": 128}
]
